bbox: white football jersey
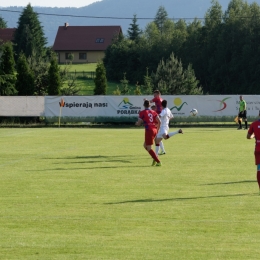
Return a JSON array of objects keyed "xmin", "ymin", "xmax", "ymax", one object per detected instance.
[{"xmin": 159, "ymin": 108, "xmax": 173, "ymax": 128}]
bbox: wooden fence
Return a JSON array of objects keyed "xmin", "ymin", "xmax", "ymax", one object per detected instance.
[{"xmin": 67, "ymin": 71, "xmax": 96, "ymax": 79}]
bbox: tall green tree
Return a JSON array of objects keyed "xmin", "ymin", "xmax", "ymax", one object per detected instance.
[
  {"xmin": 0, "ymin": 16, "xmax": 7, "ymax": 28},
  {"xmin": 94, "ymin": 62, "xmax": 107, "ymax": 95},
  {"xmin": 16, "ymin": 52, "xmax": 35, "ymax": 95},
  {"xmin": 119, "ymin": 73, "xmax": 129, "ymax": 94},
  {"xmin": 151, "ymin": 53, "xmax": 202, "ymax": 95},
  {"xmin": 0, "ymin": 42, "xmax": 17, "ymax": 95},
  {"xmin": 144, "ymin": 22, "xmax": 160, "ymax": 45},
  {"xmin": 48, "ymin": 56, "xmax": 61, "ymax": 95},
  {"xmin": 127, "ymin": 14, "xmax": 142, "ymax": 41},
  {"xmin": 183, "ymin": 64, "xmax": 203, "ymax": 94},
  {"xmin": 13, "ymin": 4, "xmax": 47, "ymax": 59},
  {"xmin": 142, "ymin": 67, "xmax": 153, "ymax": 94},
  {"xmin": 27, "ymin": 51, "xmax": 50, "ymax": 95},
  {"xmin": 154, "ymin": 6, "xmax": 168, "ymax": 34}
]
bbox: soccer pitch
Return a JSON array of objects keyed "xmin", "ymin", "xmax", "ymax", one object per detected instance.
[{"xmin": 1, "ymin": 127, "xmax": 260, "ymax": 259}]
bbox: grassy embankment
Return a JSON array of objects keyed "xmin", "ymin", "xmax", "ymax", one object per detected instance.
[{"xmin": 59, "ymin": 63, "xmax": 136, "ymax": 95}]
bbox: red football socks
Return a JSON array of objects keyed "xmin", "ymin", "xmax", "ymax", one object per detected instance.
[{"xmin": 148, "ymin": 149, "xmax": 160, "ymax": 163}]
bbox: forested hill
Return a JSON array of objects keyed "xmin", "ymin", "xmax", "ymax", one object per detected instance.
[{"xmin": 1, "ymin": 0, "xmax": 260, "ymax": 46}]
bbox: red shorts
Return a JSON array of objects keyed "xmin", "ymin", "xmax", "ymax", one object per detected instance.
[
  {"xmin": 145, "ymin": 128, "xmax": 157, "ymax": 146},
  {"xmin": 255, "ymin": 151, "xmax": 260, "ymax": 165}
]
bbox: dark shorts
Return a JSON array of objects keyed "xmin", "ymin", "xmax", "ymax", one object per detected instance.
[
  {"xmin": 238, "ymin": 110, "xmax": 247, "ymax": 119},
  {"xmin": 145, "ymin": 128, "xmax": 157, "ymax": 146}
]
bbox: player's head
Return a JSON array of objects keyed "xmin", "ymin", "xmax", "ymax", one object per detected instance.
[
  {"xmin": 151, "ymin": 105, "xmax": 156, "ymax": 111},
  {"xmin": 153, "ymin": 90, "xmax": 160, "ymax": 97},
  {"xmin": 161, "ymin": 100, "xmax": 167, "ymax": 108},
  {"xmin": 240, "ymin": 95, "xmax": 243, "ymax": 101},
  {"xmin": 143, "ymin": 100, "xmax": 150, "ymax": 108}
]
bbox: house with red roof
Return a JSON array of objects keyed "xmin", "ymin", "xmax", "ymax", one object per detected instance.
[
  {"xmin": 52, "ymin": 23, "xmax": 122, "ymax": 64},
  {"xmin": 0, "ymin": 28, "xmax": 16, "ymax": 44}
]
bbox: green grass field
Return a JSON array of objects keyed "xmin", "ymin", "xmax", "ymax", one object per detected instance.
[
  {"xmin": 1, "ymin": 127, "xmax": 260, "ymax": 259},
  {"xmin": 59, "ymin": 63, "xmax": 97, "ymax": 72}
]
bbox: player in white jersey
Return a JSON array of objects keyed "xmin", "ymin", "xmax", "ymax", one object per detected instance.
[
  {"xmin": 151, "ymin": 104, "xmax": 165, "ymax": 155},
  {"xmin": 155, "ymin": 100, "xmax": 183, "ymax": 156}
]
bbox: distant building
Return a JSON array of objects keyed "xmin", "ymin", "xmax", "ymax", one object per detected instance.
[
  {"xmin": 0, "ymin": 28, "xmax": 16, "ymax": 45},
  {"xmin": 52, "ymin": 23, "xmax": 122, "ymax": 64}
]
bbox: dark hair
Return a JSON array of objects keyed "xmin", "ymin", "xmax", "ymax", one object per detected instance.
[
  {"xmin": 151, "ymin": 105, "xmax": 156, "ymax": 109},
  {"xmin": 143, "ymin": 100, "xmax": 150, "ymax": 108},
  {"xmin": 161, "ymin": 100, "xmax": 167, "ymax": 108},
  {"xmin": 153, "ymin": 90, "xmax": 160, "ymax": 95}
]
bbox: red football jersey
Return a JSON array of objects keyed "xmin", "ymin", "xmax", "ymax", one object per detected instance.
[
  {"xmin": 152, "ymin": 97, "xmax": 163, "ymax": 114},
  {"xmin": 248, "ymin": 119, "xmax": 260, "ymax": 151},
  {"xmin": 139, "ymin": 109, "xmax": 158, "ymax": 130}
]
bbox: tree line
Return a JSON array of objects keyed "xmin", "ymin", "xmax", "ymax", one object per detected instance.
[
  {"xmin": 104, "ymin": 0, "xmax": 260, "ymax": 95},
  {"xmin": 0, "ymin": 4, "xmax": 80, "ymax": 96}
]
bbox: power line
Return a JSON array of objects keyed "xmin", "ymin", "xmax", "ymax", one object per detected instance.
[{"xmin": 0, "ymin": 8, "xmax": 204, "ymax": 20}]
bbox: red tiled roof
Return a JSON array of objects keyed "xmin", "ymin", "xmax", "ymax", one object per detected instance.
[
  {"xmin": 0, "ymin": 28, "xmax": 16, "ymax": 44},
  {"xmin": 52, "ymin": 25, "xmax": 122, "ymax": 51}
]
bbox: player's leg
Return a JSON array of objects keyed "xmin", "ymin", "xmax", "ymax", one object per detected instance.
[
  {"xmin": 159, "ymin": 141, "xmax": 166, "ymax": 155},
  {"xmin": 155, "ymin": 137, "xmax": 163, "ymax": 155},
  {"xmin": 255, "ymin": 151, "xmax": 260, "ymax": 193},
  {"xmin": 163, "ymin": 129, "xmax": 183, "ymax": 139},
  {"xmin": 257, "ymin": 164, "xmax": 260, "ymax": 194},
  {"xmin": 156, "ymin": 128, "xmax": 166, "ymax": 155},
  {"xmin": 145, "ymin": 130, "xmax": 160, "ymax": 165},
  {"xmin": 243, "ymin": 111, "xmax": 248, "ymax": 129},
  {"xmin": 238, "ymin": 112, "xmax": 242, "ymax": 129}
]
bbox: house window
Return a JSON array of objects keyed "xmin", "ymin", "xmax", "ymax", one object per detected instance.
[
  {"xmin": 95, "ymin": 38, "xmax": 104, "ymax": 43},
  {"xmin": 79, "ymin": 53, "xmax": 86, "ymax": 60}
]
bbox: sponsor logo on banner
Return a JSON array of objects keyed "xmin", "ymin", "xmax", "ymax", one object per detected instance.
[
  {"xmin": 212, "ymin": 97, "xmax": 231, "ymax": 112},
  {"xmin": 170, "ymin": 98, "xmax": 188, "ymax": 115},
  {"xmin": 58, "ymin": 99, "xmax": 108, "ymax": 109},
  {"xmin": 117, "ymin": 97, "xmax": 141, "ymax": 115}
]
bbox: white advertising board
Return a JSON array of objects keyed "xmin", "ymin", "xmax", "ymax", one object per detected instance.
[
  {"xmin": 44, "ymin": 95, "xmax": 260, "ymax": 119},
  {"xmin": 1, "ymin": 95, "xmax": 259, "ymax": 120}
]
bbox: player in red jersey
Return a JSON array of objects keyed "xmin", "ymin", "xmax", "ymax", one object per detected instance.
[
  {"xmin": 247, "ymin": 110, "xmax": 260, "ymax": 193},
  {"xmin": 144, "ymin": 90, "xmax": 163, "ymax": 114},
  {"xmin": 135, "ymin": 100, "xmax": 162, "ymax": 166}
]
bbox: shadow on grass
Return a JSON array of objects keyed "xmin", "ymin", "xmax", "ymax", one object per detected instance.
[
  {"xmin": 42, "ymin": 154, "xmax": 148, "ymax": 165},
  {"xmin": 105, "ymin": 193, "xmax": 253, "ymax": 204},
  {"xmin": 53, "ymin": 159, "xmax": 132, "ymax": 164},
  {"xmin": 29, "ymin": 165, "xmax": 152, "ymax": 171},
  {"xmin": 43, "ymin": 155, "xmax": 146, "ymax": 160},
  {"xmin": 201, "ymin": 180, "xmax": 255, "ymax": 185}
]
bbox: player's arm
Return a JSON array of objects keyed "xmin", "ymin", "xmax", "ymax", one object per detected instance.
[
  {"xmin": 169, "ymin": 112, "xmax": 174, "ymax": 120},
  {"xmin": 135, "ymin": 118, "xmax": 143, "ymax": 126},
  {"xmin": 247, "ymin": 126, "xmax": 254, "ymax": 139},
  {"xmin": 155, "ymin": 116, "xmax": 161, "ymax": 131},
  {"xmin": 247, "ymin": 132, "xmax": 255, "ymax": 139}
]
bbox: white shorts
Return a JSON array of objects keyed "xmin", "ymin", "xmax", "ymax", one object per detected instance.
[{"xmin": 157, "ymin": 126, "xmax": 169, "ymax": 138}]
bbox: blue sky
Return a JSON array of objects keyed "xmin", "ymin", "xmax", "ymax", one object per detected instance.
[{"xmin": 0, "ymin": 0, "xmax": 101, "ymax": 8}]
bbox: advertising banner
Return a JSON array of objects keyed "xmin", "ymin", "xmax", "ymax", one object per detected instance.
[
  {"xmin": 1, "ymin": 95, "xmax": 259, "ymax": 121},
  {"xmin": 44, "ymin": 95, "xmax": 260, "ymax": 122}
]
